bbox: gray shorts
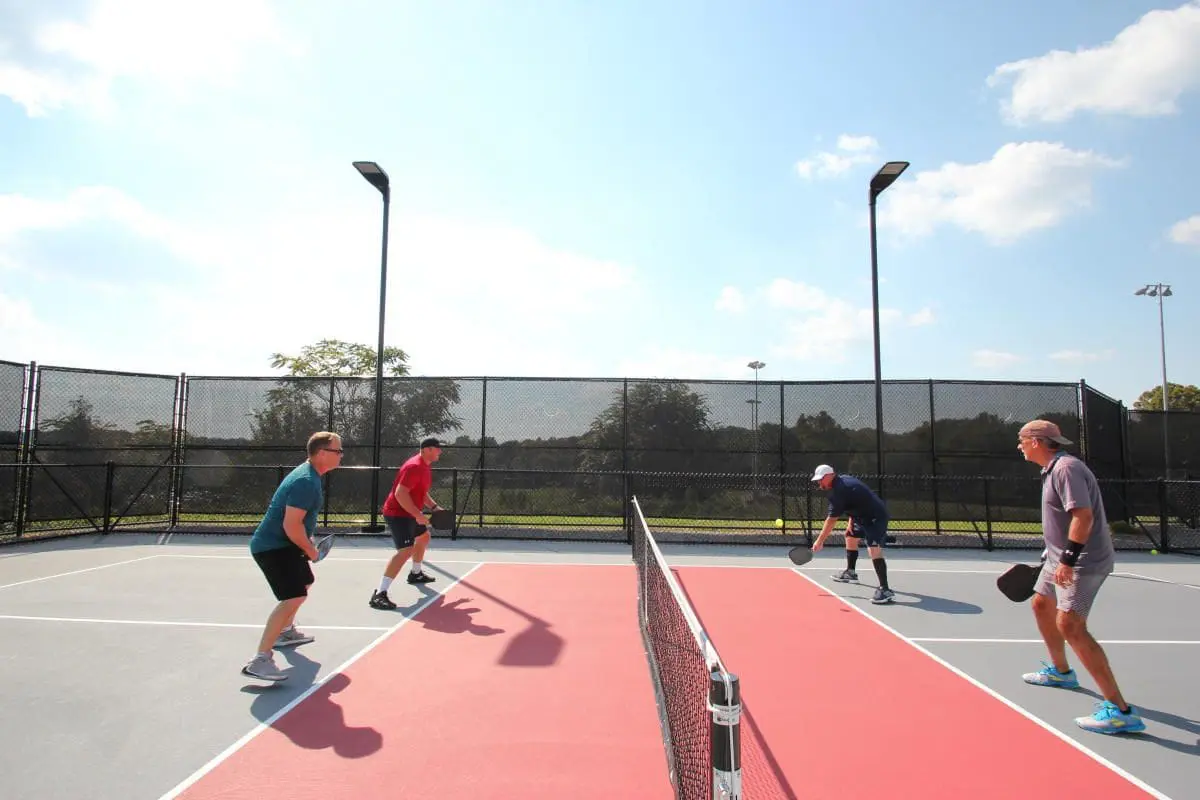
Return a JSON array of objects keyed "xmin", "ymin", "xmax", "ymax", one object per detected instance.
[{"xmin": 1034, "ymin": 560, "xmax": 1111, "ymax": 617}]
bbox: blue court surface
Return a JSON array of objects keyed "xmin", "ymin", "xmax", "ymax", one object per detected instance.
[{"xmin": 0, "ymin": 533, "xmax": 1197, "ymax": 799}]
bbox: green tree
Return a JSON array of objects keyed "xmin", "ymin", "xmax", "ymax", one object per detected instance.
[
  {"xmin": 579, "ymin": 381, "xmax": 715, "ymax": 473},
  {"xmin": 1133, "ymin": 383, "xmax": 1200, "ymax": 411},
  {"xmin": 251, "ymin": 340, "xmax": 462, "ymax": 456}
]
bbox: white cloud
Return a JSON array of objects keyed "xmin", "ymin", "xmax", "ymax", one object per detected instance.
[
  {"xmin": 877, "ymin": 141, "xmax": 1123, "ymax": 244},
  {"xmin": 987, "ymin": 2, "xmax": 1200, "ymax": 124},
  {"xmin": 908, "ymin": 307, "xmax": 935, "ymax": 326},
  {"xmin": 1168, "ymin": 214, "xmax": 1200, "ymax": 247},
  {"xmin": 1049, "ymin": 349, "xmax": 1115, "ymax": 363},
  {"xmin": 0, "ymin": 0, "xmax": 299, "ymax": 117},
  {"xmin": 0, "ymin": 186, "xmax": 640, "ymax": 377},
  {"xmin": 972, "ymin": 350, "xmax": 1023, "ymax": 369},
  {"xmin": 763, "ymin": 279, "xmax": 928, "ymax": 362},
  {"xmin": 715, "ymin": 286, "xmax": 746, "ymax": 314},
  {"xmin": 795, "ymin": 134, "xmax": 880, "ymax": 179}
]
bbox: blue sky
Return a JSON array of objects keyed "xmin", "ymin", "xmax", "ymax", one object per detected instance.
[{"xmin": 2, "ymin": 0, "xmax": 1198, "ymax": 407}]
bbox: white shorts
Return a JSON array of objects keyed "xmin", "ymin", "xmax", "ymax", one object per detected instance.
[{"xmin": 1034, "ymin": 560, "xmax": 1111, "ymax": 617}]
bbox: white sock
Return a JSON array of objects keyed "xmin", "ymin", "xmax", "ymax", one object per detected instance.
[
  {"xmin": 411, "ymin": 561, "xmax": 423, "ymax": 575},
  {"xmin": 379, "ymin": 576, "xmax": 393, "ymax": 593}
]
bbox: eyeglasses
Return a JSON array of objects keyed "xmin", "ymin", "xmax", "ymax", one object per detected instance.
[{"xmin": 323, "ymin": 448, "xmax": 345, "ymax": 455}]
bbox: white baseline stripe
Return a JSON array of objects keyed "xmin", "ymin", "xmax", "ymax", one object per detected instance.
[
  {"xmin": 0, "ymin": 614, "xmax": 391, "ymax": 631},
  {"xmin": 791, "ymin": 570, "xmax": 1174, "ymax": 800},
  {"xmin": 155, "ymin": 562, "xmax": 484, "ymax": 800},
  {"xmin": 912, "ymin": 637, "xmax": 1200, "ymax": 645},
  {"xmin": 0, "ymin": 555, "xmax": 160, "ymax": 590},
  {"xmin": 152, "ymin": 554, "xmax": 1012, "ymax": 573}
]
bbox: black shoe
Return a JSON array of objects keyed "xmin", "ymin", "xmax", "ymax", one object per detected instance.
[
  {"xmin": 407, "ymin": 572, "xmax": 436, "ymax": 584},
  {"xmin": 369, "ymin": 590, "xmax": 398, "ymax": 610}
]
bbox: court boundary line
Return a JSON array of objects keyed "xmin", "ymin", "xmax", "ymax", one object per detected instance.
[
  {"xmin": 0, "ymin": 614, "xmax": 392, "ymax": 631},
  {"xmin": 790, "ymin": 570, "xmax": 1174, "ymax": 800},
  {"xmin": 913, "ymin": 637, "xmax": 1200, "ymax": 645},
  {"xmin": 155, "ymin": 561, "xmax": 485, "ymax": 800},
  {"xmin": 0, "ymin": 555, "xmax": 160, "ymax": 590}
]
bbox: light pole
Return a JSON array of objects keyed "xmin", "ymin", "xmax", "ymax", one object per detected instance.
[
  {"xmin": 747, "ymin": 360, "xmax": 765, "ymax": 479},
  {"xmin": 1135, "ymin": 283, "xmax": 1173, "ymax": 478},
  {"xmin": 868, "ymin": 161, "xmax": 909, "ymax": 483},
  {"xmin": 353, "ymin": 161, "xmax": 390, "ymax": 532}
]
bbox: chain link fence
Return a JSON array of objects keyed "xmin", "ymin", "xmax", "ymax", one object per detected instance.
[{"xmin": 2, "ymin": 362, "xmax": 1198, "ymax": 554}]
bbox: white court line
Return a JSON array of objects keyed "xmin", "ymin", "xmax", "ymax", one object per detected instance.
[
  {"xmin": 156, "ymin": 562, "xmax": 485, "ymax": 800},
  {"xmin": 0, "ymin": 614, "xmax": 391, "ymax": 631},
  {"xmin": 912, "ymin": 637, "xmax": 1200, "ymax": 645},
  {"xmin": 790, "ymin": 570, "xmax": 1174, "ymax": 800},
  {"xmin": 152, "ymin": 554, "xmax": 1014, "ymax": 572},
  {"xmin": 0, "ymin": 555, "xmax": 159, "ymax": 590},
  {"xmin": 1114, "ymin": 571, "xmax": 1200, "ymax": 591}
]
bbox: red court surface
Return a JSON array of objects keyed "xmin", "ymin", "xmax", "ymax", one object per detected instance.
[
  {"xmin": 170, "ymin": 564, "xmax": 673, "ymax": 800},
  {"xmin": 674, "ymin": 566, "xmax": 1162, "ymax": 800}
]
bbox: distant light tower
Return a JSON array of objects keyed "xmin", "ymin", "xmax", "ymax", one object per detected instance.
[
  {"xmin": 1134, "ymin": 283, "xmax": 1173, "ymax": 478},
  {"xmin": 747, "ymin": 360, "xmax": 765, "ymax": 478}
]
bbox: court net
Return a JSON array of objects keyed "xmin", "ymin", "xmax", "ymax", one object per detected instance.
[{"xmin": 632, "ymin": 496, "xmax": 742, "ymax": 800}]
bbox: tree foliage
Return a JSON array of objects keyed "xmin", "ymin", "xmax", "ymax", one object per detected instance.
[
  {"xmin": 1133, "ymin": 383, "xmax": 1200, "ymax": 412},
  {"xmin": 251, "ymin": 340, "xmax": 461, "ymax": 455}
]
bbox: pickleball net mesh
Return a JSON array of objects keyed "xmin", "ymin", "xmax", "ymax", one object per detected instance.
[{"xmin": 633, "ymin": 496, "xmax": 742, "ymax": 800}]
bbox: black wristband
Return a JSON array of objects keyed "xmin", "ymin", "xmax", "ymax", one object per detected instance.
[{"xmin": 1061, "ymin": 539, "xmax": 1083, "ymax": 567}]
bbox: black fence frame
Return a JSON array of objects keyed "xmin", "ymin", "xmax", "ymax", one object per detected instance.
[{"xmin": 3, "ymin": 360, "xmax": 1198, "ymax": 554}]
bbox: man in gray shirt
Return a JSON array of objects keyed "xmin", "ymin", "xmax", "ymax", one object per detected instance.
[{"xmin": 1017, "ymin": 419, "xmax": 1144, "ymax": 735}]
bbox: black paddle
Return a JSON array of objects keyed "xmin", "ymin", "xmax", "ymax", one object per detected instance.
[
  {"xmin": 788, "ymin": 545, "xmax": 813, "ymax": 566},
  {"xmin": 996, "ymin": 560, "xmax": 1043, "ymax": 602},
  {"xmin": 429, "ymin": 508, "xmax": 455, "ymax": 531}
]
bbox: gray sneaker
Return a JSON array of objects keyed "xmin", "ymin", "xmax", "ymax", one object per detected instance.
[
  {"xmin": 871, "ymin": 587, "xmax": 896, "ymax": 604},
  {"xmin": 832, "ymin": 569, "xmax": 858, "ymax": 583},
  {"xmin": 275, "ymin": 626, "xmax": 314, "ymax": 648},
  {"xmin": 242, "ymin": 652, "xmax": 287, "ymax": 682}
]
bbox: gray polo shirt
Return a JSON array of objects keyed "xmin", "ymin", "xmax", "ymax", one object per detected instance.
[{"xmin": 1041, "ymin": 452, "xmax": 1114, "ymax": 573}]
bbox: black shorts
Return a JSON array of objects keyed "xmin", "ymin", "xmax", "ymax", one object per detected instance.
[
  {"xmin": 252, "ymin": 545, "xmax": 314, "ymax": 601},
  {"xmin": 385, "ymin": 515, "xmax": 429, "ymax": 549},
  {"xmin": 847, "ymin": 518, "xmax": 889, "ymax": 547}
]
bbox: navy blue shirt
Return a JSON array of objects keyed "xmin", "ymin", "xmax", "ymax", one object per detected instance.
[{"xmin": 824, "ymin": 475, "xmax": 888, "ymax": 521}]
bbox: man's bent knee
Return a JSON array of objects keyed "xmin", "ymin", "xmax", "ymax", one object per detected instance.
[{"xmin": 1056, "ymin": 610, "xmax": 1087, "ymax": 639}]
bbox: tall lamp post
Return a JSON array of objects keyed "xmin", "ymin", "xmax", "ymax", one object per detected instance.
[
  {"xmin": 747, "ymin": 360, "xmax": 765, "ymax": 479},
  {"xmin": 353, "ymin": 161, "xmax": 391, "ymax": 532},
  {"xmin": 868, "ymin": 161, "xmax": 909, "ymax": 484},
  {"xmin": 1134, "ymin": 283, "xmax": 1173, "ymax": 478}
]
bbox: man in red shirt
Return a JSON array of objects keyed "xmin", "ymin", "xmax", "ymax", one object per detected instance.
[{"xmin": 369, "ymin": 437, "xmax": 446, "ymax": 610}]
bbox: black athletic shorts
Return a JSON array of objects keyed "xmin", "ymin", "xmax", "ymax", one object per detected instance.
[
  {"xmin": 385, "ymin": 515, "xmax": 429, "ymax": 549},
  {"xmin": 847, "ymin": 517, "xmax": 889, "ymax": 547},
  {"xmin": 252, "ymin": 545, "xmax": 314, "ymax": 601}
]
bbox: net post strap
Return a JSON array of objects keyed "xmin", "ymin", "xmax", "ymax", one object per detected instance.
[{"xmin": 709, "ymin": 671, "xmax": 742, "ymax": 800}]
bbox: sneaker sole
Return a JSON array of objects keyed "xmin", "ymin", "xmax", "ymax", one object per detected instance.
[
  {"xmin": 1024, "ymin": 680, "xmax": 1080, "ymax": 689},
  {"xmin": 242, "ymin": 668, "xmax": 287, "ymax": 682},
  {"xmin": 274, "ymin": 639, "xmax": 314, "ymax": 648},
  {"xmin": 1077, "ymin": 721, "xmax": 1146, "ymax": 735},
  {"xmin": 870, "ymin": 596, "xmax": 895, "ymax": 604}
]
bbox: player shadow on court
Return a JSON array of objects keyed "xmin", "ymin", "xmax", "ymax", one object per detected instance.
[
  {"xmin": 835, "ymin": 585, "xmax": 983, "ymax": 614},
  {"xmin": 428, "ymin": 565, "xmax": 566, "ymax": 667},
  {"xmin": 244, "ymin": 649, "xmax": 384, "ymax": 759},
  {"xmin": 416, "ymin": 595, "xmax": 507, "ymax": 637},
  {"xmin": 1071, "ymin": 687, "xmax": 1200, "ymax": 755}
]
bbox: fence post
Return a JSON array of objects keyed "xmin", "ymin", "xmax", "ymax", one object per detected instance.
[
  {"xmin": 779, "ymin": 381, "xmax": 786, "ymax": 534},
  {"xmin": 451, "ymin": 468, "xmax": 459, "ymax": 541},
  {"xmin": 928, "ymin": 379, "xmax": 940, "ymax": 536},
  {"xmin": 103, "ymin": 461, "xmax": 115, "ymax": 534},
  {"xmin": 1158, "ymin": 479, "xmax": 1170, "ymax": 554},
  {"xmin": 983, "ymin": 477, "xmax": 993, "ymax": 551},
  {"xmin": 479, "ymin": 377, "xmax": 488, "ymax": 529}
]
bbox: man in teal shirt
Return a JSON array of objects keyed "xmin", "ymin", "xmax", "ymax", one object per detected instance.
[{"xmin": 242, "ymin": 431, "xmax": 344, "ymax": 682}]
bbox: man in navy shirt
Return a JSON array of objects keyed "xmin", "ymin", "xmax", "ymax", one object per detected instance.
[{"xmin": 810, "ymin": 464, "xmax": 896, "ymax": 604}]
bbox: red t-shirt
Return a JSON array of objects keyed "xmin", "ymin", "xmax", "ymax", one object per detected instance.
[{"xmin": 381, "ymin": 454, "xmax": 432, "ymax": 518}]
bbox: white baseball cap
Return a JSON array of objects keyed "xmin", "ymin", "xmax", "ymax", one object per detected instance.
[{"xmin": 811, "ymin": 464, "xmax": 835, "ymax": 482}]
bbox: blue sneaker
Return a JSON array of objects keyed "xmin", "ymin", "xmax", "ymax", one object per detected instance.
[
  {"xmin": 1076, "ymin": 701, "xmax": 1146, "ymax": 735},
  {"xmin": 1022, "ymin": 662, "xmax": 1080, "ymax": 689}
]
